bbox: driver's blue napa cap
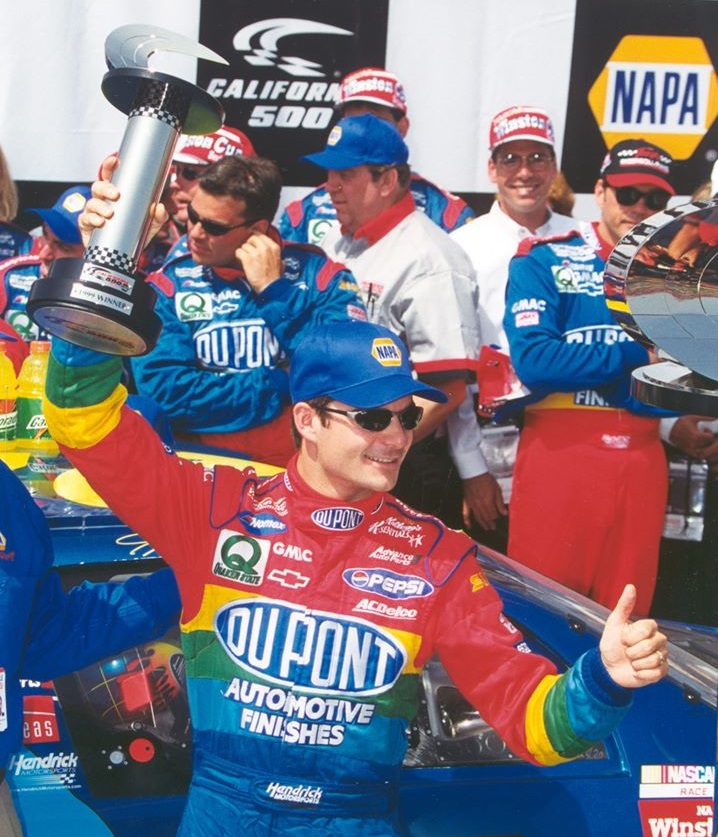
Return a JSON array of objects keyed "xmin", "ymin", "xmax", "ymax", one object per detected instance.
[
  {"xmin": 303, "ymin": 113, "xmax": 409, "ymax": 170},
  {"xmin": 290, "ymin": 321, "xmax": 447, "ymax": 409}
]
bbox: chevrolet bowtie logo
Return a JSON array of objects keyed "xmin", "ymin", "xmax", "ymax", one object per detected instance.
[{"xmin": 267, "ymin": 568, "xmax": 310, "ymax": 589}]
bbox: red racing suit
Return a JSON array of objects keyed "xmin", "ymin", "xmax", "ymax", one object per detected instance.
[{"xmin": 44, "ymin": 340, "xmax": 634, "ymax": 837}]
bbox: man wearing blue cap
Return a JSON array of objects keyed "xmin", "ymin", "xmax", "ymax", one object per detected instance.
[
  {"xmin": 44, "ymin": 319, "xmax": 668, "ymax": 836},
  {"xmin": 303, "ymin": 112, "xmax": 485, "ymax": 530},
  {"xmin": 0, "ymin": 185, "xmax": 90, "ymax": 341}
]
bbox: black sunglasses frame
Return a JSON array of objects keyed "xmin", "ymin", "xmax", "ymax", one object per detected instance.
[
  {"xmin": 186, "ymin": 203, "xmax": 256, "ymax": 237},
  {"xmin": 177, "ymin": 164, "xmax": 203, "ymax": 182},
  {"xmin": 607, "ymin": 182, "xmax": 671, "ymax": 212},
  {"xmin": 319, "ymin": 404, "xmax": 424, "ymax": 432}
]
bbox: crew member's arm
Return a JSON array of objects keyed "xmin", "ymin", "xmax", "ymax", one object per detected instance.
[
  {"xmin": 22, "ymin": 568, "xmax": 182, "ymax": 680},
  {"xmin": 504, "ymin": 243, "xmax": 648, "ymax": 394}
]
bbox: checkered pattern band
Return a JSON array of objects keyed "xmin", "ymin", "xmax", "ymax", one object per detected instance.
[
  {"xmin": 130, "ymin": 79, "xmax": 191, "ymax": 128},
  {"xmin": 86, "ymin": 246, "xmax": 137, "ymax": 275}
]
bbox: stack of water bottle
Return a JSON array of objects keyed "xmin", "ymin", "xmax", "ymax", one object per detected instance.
[{"xmin": 0, "ymin": 339, "xmax": 59, "ymax": 457}]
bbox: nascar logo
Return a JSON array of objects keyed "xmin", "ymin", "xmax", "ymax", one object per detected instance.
[
  {"xmin": 343, "ymin": 568, "xmax": 434, "ymax": 600},
  {"xmin": 215, "ymin": 599, "xmax": 406, "ymax": 695}
]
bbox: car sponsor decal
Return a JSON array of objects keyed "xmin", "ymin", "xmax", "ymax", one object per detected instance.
[{"xmin": 638, "ymin": 764, "xmax": 715, "ymax": 837}]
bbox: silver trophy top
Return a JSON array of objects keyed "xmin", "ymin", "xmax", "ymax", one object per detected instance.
[{"xmin": 105, "ymin": 24, "xmax": 228, "ymax": 71}]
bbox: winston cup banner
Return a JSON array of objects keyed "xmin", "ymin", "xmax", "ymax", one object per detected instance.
[{"xmin": 1, "ymin": 0, "xmax": 717, "ymax": 219}]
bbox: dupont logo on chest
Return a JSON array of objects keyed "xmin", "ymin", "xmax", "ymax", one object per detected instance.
[
  {"xmin": 311, "ymin": 507, "xmax": 364, "ymax": 530},
  {"xmin": 343, "ymin": 568, "xmax": 434, "ymax": 600},
  {"xmin": 214, "ymin": 599, "xmax": 406, "ymax": 695}
]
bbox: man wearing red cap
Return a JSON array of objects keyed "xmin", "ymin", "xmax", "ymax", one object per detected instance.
[
  {"xmin": 279, "ymin": 67, "xmax": 475, "ymax": 246},
  {"xmin": 501, "ymin": 138, "xmax": 679, "ymax": 615},
  {"xmin": 172, "ymin": 125, "xmax": 257, "ymax": 233},
  {"xmin": 449, "ymin": 106, "xmax": 578, "ymax": 549}
]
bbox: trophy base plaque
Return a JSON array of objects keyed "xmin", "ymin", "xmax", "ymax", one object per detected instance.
[
  {"xmin": 631, "ymin": 360, "xmax": 718, "ymax": 415},
  {"xmin": 26, "ymin": 257, "xmax": 162, "ymax": 356}
]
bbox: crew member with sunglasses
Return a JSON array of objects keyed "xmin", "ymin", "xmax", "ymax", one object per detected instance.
[
  {"xmin": 43, "ymin": 318, "xmax": 669, "ymax": 836},
  {"xmin": 501, "ymin": 139, "xmax": 677, "ymax": 615},
  {"xmin": 171, "ymin": 125, "xmax": 257, "ymax": 235},
  {"xmin": 84, "ymin": 153, "xmax": 366, "ymax": 467}
]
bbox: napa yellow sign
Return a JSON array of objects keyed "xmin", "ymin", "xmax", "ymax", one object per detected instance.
[{"xmin": 588, "ymin": 35, "xmax": 718, "ymax": 159}]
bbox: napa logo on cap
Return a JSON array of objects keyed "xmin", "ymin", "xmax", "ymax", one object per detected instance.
[
  {"xmin": 327, "ymin": 125, "xmax": 343, "ymax": 146},
  {"xmin": 371, "ymin": 337, "xmax": 402, "ymax": 367},
  {"xmin": 62, "ymin": 191, "xmax": 88, "ymax": 213},
  {"xmin": 588, "ymin": 35, "xmax": 718, "ymax": 158}
]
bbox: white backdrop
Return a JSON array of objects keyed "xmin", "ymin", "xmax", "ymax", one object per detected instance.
[{"xmin": 0, "ymin": 1, "xmax": 576, "ymax": 192}]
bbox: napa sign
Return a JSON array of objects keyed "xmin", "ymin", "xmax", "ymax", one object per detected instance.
[{"xmin": 588, "ymin": 35, "xmax": 718, "ymax": 159}]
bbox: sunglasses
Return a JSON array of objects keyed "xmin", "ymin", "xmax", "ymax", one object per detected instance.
[
  {"xmin": 493, "ymin": 150, "xmax": 554, "ymax": 172},
  {"xmin": 608, "ymin": 183, "xmax": 670, "ymax": 212},
  {"xmin": 187, "ymin": 203, "xmax": 256, "ymax": 237},
  {"xmin": 177, "ymin": 165, "xmax": 202, "ymax": 181},
  {"xmin": 319, "ymin": 404, "xmax": 424, "ymax": 432}
]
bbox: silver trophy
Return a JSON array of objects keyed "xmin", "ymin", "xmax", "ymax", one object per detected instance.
[
  {"xmin": 27, "ymin": 25, "xmax": 228, "ymax": 356},
  {"xmin": 604, "ymin": 199, "xmax": 718, "ymax": 414}
]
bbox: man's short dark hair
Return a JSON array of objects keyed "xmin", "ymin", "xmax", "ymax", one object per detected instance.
[
  {"xmin": 289, "ymin": 396, "xmax": 331, "ymax": 447},
  {"xmin": 198, "ymin": 156, "xmax": 283, "ymax": 222}
]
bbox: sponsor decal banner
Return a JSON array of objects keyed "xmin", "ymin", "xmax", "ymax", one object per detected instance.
[
  {"xmin": 638, "ymin": 765, "xmax": 715, "ymax": 837},
  {"xmin": 22, "ymin": 694, "xmax": 60, "ymax": 744},
  {"xmin": 638, "ymin": 799, "xmax": 714, "ymax": 837},
  {"xmin": 564, "ymin": 0, "xmax": 718, "ymax": 194},
  {"xmin": 197, "ymin": 0, "xmax": 389, "ymax": 186}
]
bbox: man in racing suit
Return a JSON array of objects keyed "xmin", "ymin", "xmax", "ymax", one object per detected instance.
[
  {"xmin": 279, "ymin": 67, "xmax": 474, "ymax": 246},
  {"xmin": 119, "ymin": 155, "xmax": 366, "ymax": 466},
  {"xmin": 44, "ymin": 316, "xmax": 669, "ymax": 837},
  {"xmin": 0, "ymin": 460, "xmax": 181, "ymax": 835},
  {"xmin": 502, "ymin": 140, "xmax": 681, "ymax": 615}
]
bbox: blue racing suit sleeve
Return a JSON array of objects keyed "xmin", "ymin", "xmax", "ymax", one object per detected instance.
[
  {"xmin": 504, "ymin": 241, "xmax": 649, "ymax": 394},
  {"xmin": 255, "ymin": 256, "xmax": 365, "ymax": 354},
  {"xmin": 22, "ymin": 567, "xmax": 182, "ymax": 681}
]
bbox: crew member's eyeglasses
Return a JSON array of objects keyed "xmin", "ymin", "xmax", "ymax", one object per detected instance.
[
  {"xmin": 318, "ymin": 404, "xmax": 424, "ymax": 432},
  {"xmin": 177, "ymin": 165, "xmax": 202, "ymax": 181},
  {"xmin": 494, "ymin": 151, "xmax": 554, "ymax": 172},
  {"xmin": 606, "ymin": 183, "xmax": 671, "ymax": 212},
  {"xmin": 187, "ymin": 203, "xmax": 256, "ymax": 237}
]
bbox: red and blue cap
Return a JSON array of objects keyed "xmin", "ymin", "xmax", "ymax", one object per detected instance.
[
  {"xmin": 600, "ymin": 139, "xmax": 675, "ymax": 194},
  {"xmin": 28, "ymin": 185, "xmax": 91, "ymax": 245},
  {"xmin": 290, "ymin": 321, "xmax": 447, "ymax": 408},
  {"xmin": 303, "ymin": 114, "xmax": 409, "ymax": 171}
]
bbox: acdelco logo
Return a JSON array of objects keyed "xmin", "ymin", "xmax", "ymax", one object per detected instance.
[
  {"xmin": 588, "ymin": 35, "xmax": 718, "ymax": 158},
  {"xmin": 311, "ymin": 507, "xmax": 364, "ymax": 530},
  {"xmin": 342, "ymin": 568, "xmax": 434, "ymax": 600},
  {"xmin": 214, "ymin": 599, "xmax": 406, "ymax": 695}
]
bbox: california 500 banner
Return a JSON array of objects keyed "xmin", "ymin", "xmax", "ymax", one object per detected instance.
[{"xmin": 0, "ymin": 0, "xmax": 717, "ymax": 219}]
